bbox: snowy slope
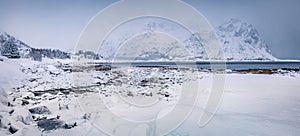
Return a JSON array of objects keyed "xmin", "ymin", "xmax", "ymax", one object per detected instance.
[
  {"xmin": 0, "ymin": 32, "xmax": 31, "ymax": 58},
  {"xmin": 98, "ymin": 17, "xmax": 192, "ymax": 61},
  {"xmin": 112, "ymin": 32, "xmax": 193, "ymax": 61},
  {"xmin": 0, "ymin": 32, "xmax": 70, "ymax": 60},
  {"xmin": 215, "ymin": 19, "xmax": 277, "ymax": 60}
]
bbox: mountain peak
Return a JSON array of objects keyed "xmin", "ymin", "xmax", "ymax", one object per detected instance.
[
  {"xmin": 216, "ymin": 19, "xmax": 276, "ymax": 60},
  {"xmin": 218, "ymin": 18, "xmax": 254, "ymax": 34}
]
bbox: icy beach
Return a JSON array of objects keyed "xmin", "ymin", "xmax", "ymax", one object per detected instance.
[{"xmin": 0, "ymin": 58, "xmax": 299, "ymax": 136}]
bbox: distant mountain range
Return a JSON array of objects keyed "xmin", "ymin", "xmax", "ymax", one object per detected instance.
[
  {"xmin": 135, "ymin": 19, "xmax": 277, "ymax": 61},
  {"xmin": 0, "ymin": 19, "xmax": 277, "ymax": 61},
  {"xmin": 101, "ymin": 18, "xmax": 277, "ymax": 61}
]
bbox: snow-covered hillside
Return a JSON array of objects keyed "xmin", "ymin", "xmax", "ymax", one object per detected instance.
[
  {"xmin": 0, "ymin": 32, "xmax": 31, "ymax": 58},
  {"xmin": 216, "ymin": 19, "xmax": 277, "ymax": 60},
  {"xmin": 0, "ymin": 32, "xmax": 70, "ymax": 60}
]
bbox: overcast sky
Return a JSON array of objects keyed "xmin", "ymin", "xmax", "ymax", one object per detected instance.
[{"xmin": 0, "ymin": 0, "xmax": 299, "ymax": 59}]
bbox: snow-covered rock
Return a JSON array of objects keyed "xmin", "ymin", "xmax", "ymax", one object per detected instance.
[{"xmin": 29, "ymin": 106, "xmax": 51, "ymax": 115}]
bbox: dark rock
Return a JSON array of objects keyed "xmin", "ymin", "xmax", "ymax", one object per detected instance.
[
  {"xmin": 29, "ymin": 78, "xmax": 37, "ymax": 82},
  {"xmin": 7, "ymin": 102, "xmax": 12, "ymax": 107},
  {"xmin": 139, "ymin": 79, "xmax": 149, "ymax": 87},
  {"xmin": 59, "ymin": 104, "xmax": 69, "ymax": 110},
  {"xmin": 29, "ymin": 106, "xmax": 51, "ymax": 114},
  {"xmin": 9, "ymin": 109, "xmax": 14, "ymax": 114},
  {"xmin": 146, "ymin": 92, "xmax": 153, "ymax": 97},
  {"xmin": 49, "ymin": 71, "xmax": 60, "ymax": 76},
  {"xmin": 9, "ymin": 126, "xmax": 18, "ymax": 134},
  {"xmin": 127, "ymin": 91, "xmax": 134, "ymax": 97},
  {"xmin": 48, "ymin": 96, "xmax": 57, "ymax": 101},
  {"xmin": 33, "ymin": 88, "xmax": 71, "ymax": 96},
  {"xmin": 63, "ymin": 122, "xmax": 77, "ymax": 129},
  {"xmin": 82, "ymin": 113, "xmax": 91, "ymax": 120},
  {"xmin": 165, "ymin": 93, "xmax": 170, "ymax": 97},
  {"xmin": 37, "ymin": 117, "xmax": 76, "ymax": 131},
  {"xmin": 0, "ymin": 115, "xmax": 2, "ymax": 127},
  {"xmin": 21, "ymin": 100, "xmax": 30, "ymax": 106},
  {"xmin": 37, "ymin": 118, "xmax": 64, "ymax": 131},
  {"xmin": 23, "ymin": 96, "xmax": 30, "ymax": 100}
]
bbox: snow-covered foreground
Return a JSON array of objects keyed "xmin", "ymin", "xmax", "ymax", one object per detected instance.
[
  {"xmin": 0, "ymin": 58, "xmax": 299, "ymax": 136},
  {"xmin": 177, "ymin": 74, "xmax": 300, "ymax": 135}
]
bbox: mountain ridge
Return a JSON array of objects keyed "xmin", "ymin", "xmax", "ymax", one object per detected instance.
[
  {"xmin": 132, "ymin": 19, "xmax": 276, "ymax": 61},
  {"xmin": 0, "ymin": 19, "xmax": 277, "ymax": 61}
]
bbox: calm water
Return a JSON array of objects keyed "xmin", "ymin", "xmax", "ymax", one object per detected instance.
[{"xmin": 97, "ymin": 61, "xmax": 300, "ymax": 70}]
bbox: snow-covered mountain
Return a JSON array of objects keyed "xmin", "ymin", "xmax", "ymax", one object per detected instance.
[
  {"xmin": 215, "ymin": 19, "xmax": 276, "ymax": 60},
  {"xmin": 0, "ymin": 18, "xmax": 277, "ymax": 61},
  {"xmin": 0, "ymin": 32, "xmax": 70, "ymax": 60},
  {"xmin": 0, "ymin": 32, "xmax": 31, "ymax": 58},
  {"xmin": 112, "ymin": 32, "xmax": 193, "ymax": 61},
  {"xmin": 182, "ymin": 19, "xmax": 277, "ymax": 61},
  {"xmin": 102, "ymin": 18, "xmax": 276, "ymax": 61}
]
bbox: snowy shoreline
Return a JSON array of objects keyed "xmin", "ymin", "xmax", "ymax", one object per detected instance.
[{"xmin": 0, "ymin": 58, "xmax": 299, "ymax": 135}]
